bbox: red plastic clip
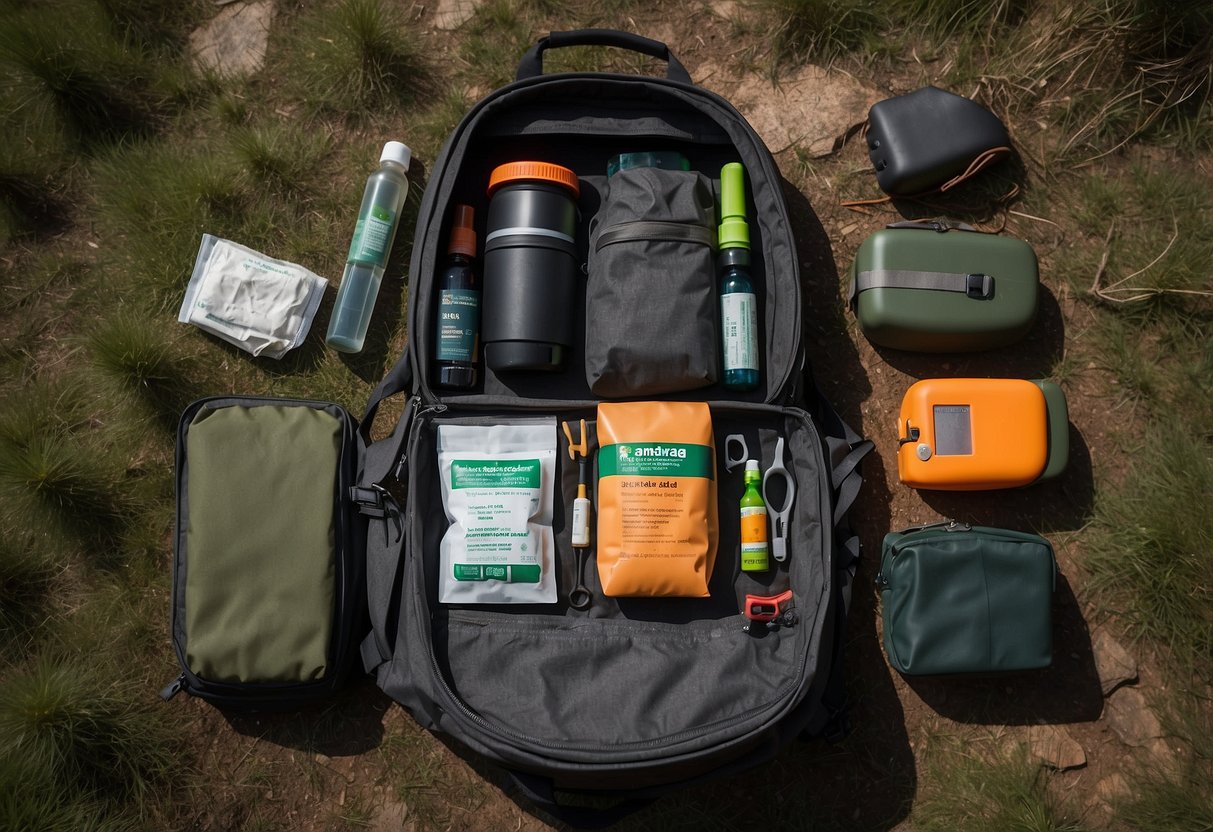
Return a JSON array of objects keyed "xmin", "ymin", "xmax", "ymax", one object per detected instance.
[{"xmin": 743, "ymin": 589, "xmax": 796, "ymax": 631}]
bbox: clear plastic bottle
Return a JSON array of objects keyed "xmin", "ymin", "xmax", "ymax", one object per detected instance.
[
  {"xmin": 718, "ymin": 162, "xmax": 760, "ymax": 391},
  {"xmin": 326, "ymin": 141, "xmax": 411, "ymax": 353},
  {"xmin": 433, "ymin": 204, "xmax": 480, "ymax": 389}
]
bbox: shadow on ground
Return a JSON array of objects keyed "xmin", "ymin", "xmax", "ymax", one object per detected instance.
[
  {"xmin": 919, "ymin": 422, "xmax": 1095, "ymax": 534},
  {"xmin": 873, "ymin": 284, "xmax": 1066, "ymax": 382},
  {"xmin": 221, "ymin": 676, "xmax": 390, "ymax": 757},
  {"xmin": 889, "ymin": 151, "xmax": 1030, "ymax": 227},
  {"xmin": 903, "ymin": 571, "xmax": 1103, "ymax": 724}
]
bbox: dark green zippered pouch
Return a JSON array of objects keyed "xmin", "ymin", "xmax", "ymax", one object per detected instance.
[{"xmin": 876, "ymin": 522, "xmax": 1055, "ymax": 676}]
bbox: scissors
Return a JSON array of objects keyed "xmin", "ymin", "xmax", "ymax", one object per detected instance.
[{"xmin": 762, "ymin": 437, "xmax": 796, "ymax": 563}]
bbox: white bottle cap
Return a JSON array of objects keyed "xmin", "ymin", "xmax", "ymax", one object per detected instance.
[
  {"xmin": 380, "ymin": 141, "xmax": 412, "ymax": 170},
  {"xmin": 745, "ymin": 459, "xmax": 760, "ymax": 473}
]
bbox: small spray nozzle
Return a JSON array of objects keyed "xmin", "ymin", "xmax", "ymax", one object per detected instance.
[{"xmin": 448, "ymin": 204, "xmax": 476, "ymax": 257}]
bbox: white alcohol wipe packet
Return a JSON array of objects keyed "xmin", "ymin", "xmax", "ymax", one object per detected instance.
[
  {"xmin": 437, "ymin": 418, "xmax": 558, "ymax": 604},
  {"xmin": 178, "ymin": 235, "xmax": 327, "ymax": 358}
]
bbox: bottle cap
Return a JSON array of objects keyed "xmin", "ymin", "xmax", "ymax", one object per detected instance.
[
  {"xmin": 719, "ymin": 162, "xmax": 750, "ymax": 251},
  {"xmin": 745, "ymin": 459, "xmax": 760, "ymax": 473},
  {"xmin": 447, "ymin": 204, "xmax": 476, "ymax": 257},
  {"xmin": 607, "ymin": 151, "xmax": 690, "ymax": 177},
  {"xmin": 488, "ymin": 161, "xmax": 580, "ymax": 197},
  {"xmin": 381, "ymin": 141, "xmax": 412, "ymax": 171}
]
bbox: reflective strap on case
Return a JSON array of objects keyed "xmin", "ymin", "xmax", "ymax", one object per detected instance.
[{"xmin": 850, "ymin": 269, "xmax": 993, "ymax": 303}]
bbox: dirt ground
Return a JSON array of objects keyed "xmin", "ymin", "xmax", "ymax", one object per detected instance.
[{"xmin": 163, "ymin": 5, "xmax": 1201, "ymax": 831}]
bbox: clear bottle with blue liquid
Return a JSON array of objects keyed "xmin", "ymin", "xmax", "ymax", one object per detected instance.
[{"xmin": 326, "ymin": 141, "xmax": 411, "ymax": 353}]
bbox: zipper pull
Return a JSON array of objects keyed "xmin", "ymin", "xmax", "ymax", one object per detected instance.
[
  {"xmin": 159, "ymin": 673, "xmax": 186, "ymax": 701},
  {"xmin": 393, "ymin": 400, "xmax": 446, "ymax": 482},
  {"xmin": 874, "ymin": 573, "xmax": 889, "ymax": 590}
]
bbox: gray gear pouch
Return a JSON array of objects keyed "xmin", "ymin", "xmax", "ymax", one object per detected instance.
[{"xmin": 586, "ymin": 167, "xmax": 719, "ymax": 397}]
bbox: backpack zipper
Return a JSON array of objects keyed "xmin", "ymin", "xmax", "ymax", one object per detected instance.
[{"xmin": 594, "ymin": 220, "xmax": 715, "ymax": 251}]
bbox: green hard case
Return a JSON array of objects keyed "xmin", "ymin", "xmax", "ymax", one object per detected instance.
[
  {"xmin": 877, "ymin": 522, "xmax": 1056, "ymax": 675},
  {"xmin": 850, "ymin": 222, "xmax": 1038, "ymax": 352}
]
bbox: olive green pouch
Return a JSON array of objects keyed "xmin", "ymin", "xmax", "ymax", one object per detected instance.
[
  {"xmin": 876, "ymin": 522, "xmax": 1055, "ymax": 675},
  {"xmin": 849, "ymin": 221, "xmax": 1038, "ymax": 352},
  {"xmin": 165, "ymin": 397, "xmax": 365, "ymax": 708}
]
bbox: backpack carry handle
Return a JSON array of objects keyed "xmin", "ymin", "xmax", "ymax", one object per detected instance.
[
  {"xmin": 506, "ymin": 769, "xmax": 655, "ymax": 829},
  {"xmin": 516, "ymin": 29, "xmax": 693, "ymax": 84}
]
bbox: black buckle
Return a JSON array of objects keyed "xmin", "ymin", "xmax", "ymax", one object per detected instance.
[
  {"xmin": 822, "ymin": 708, "xmax": 852, "ymax": 744},
  {"xmin": 966, "ymin": 273, "xmax": 993, "ymax": 299},
  {"xmin": 349, "ymin": 485, "xmax": 387, "ymax": 518}
]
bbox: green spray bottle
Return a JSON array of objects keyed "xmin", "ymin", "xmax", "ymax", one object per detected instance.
[
  {"xmin": 719, "ymin": 163, "xmax": 759, "ymax": 391},
  {"xmin": 740, "ymin": 459, "xmax": 769, "ymax": 572}
]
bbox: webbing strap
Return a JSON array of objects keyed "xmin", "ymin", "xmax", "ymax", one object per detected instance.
[
  {"xmin": 849, "ymin": 269, "xmax": 992, "ymax": 305},
  {"xmin": 358, "ymin": 348, "xmax": 415, "ymax": 673}
]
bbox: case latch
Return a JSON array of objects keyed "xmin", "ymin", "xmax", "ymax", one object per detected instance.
[{"xmin": 965, "ymin": 273, "xmax": 993, "ymax": 299}]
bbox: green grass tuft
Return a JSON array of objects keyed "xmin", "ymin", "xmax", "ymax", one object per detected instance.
[
  {"xmin": 946, "ymin": 0, "xmax": 1213, "ymax": 163},
  {"xmin": 1112, "ymin": 688, "xmax": 1213, "ymax": 830},
  {"xmin": 913, "ymin": 737, "xmax": 1086, "ymax": 831},
  {"xmin": 0, "ymin": 534, "xmax": 60, "ymax": 658},
  {"xmin": 93, "ymin": 134, "xmax": 341, "ymax": 313},
  {"xmin": 0, "ymin": 658, "xmax": 178, "ymax": 812},
  {"xmin": 0, "ymin": 135, "xmax": 69, "ymax": 240},
  {"xmin": 93, "ymin": 143, "xmax": 246, "ymax": 308},
  {"xmin": 897, "ymin": 0, "xmax": 1030, "ymax": 39},
  {"xmin": 287, "ymin": 0, "xmax": 433, "ymax": 117},
  {"xmin": 0, "ymin": 433, "xmax": 132, "ymax": 553},
  {"xmin": 94, "ymin": 0, "xmax": 207, "ymax": 54},
  {"xmin": 88, "ymin": 312, "xmax": 203, "ymax": 433},
  {"xmin": 761, "ymin": 0, "xmax": 884, "ymax": 65},
  {"xmin": 230, "ymin": 122, "xmax": 333, "ymax": 193},
  {"xmin": 0, "ymin": 1, "xmax": 161, "ymax": 149},
  {"xmin": 459, "ymin": 0, "xmax": 535, "ymax": 89},
  {"xmin": 0, "ymin": 378, "xmax": 95, "ymax": 449},
  {"xmin": 1086, "ymin": 422, "xmax": 1213, "ymax": 675},
  {"xmin": 0, "ymin": 753, "xmax": 130, "ymax": 832}
]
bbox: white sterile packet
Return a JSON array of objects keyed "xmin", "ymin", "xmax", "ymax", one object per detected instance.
[
  {"xmin": 437, "ymin": 418, "xmax": 558, "ymax": 604},
  {"xmin": 178, "ymin": 235, "xmax": 327, "ymax": 358}
]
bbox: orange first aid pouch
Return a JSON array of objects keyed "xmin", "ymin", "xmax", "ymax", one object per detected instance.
[{"xmin": 596, "ymin": 401, "xmax": 718, "ymax": 597}]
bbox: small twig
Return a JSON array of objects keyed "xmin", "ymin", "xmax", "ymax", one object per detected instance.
[
  {"xmin": 1089, "ymin": 221, "xmax": 1116, "ymax": 296},
  {"xmin": 1090, "ymin": 219, "xmax": 1212, "ymax": 303},
  {"xmin": 1009, "ymin": 209, "xmax": 1061, "ymax": 228},
  {"xmin": 1104, "ymin": 218, "xmax": 1178, "ymax": 289}
]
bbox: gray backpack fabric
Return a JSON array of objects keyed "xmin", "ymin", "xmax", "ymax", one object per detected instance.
[{"xmin": 354, "ymin": 30, "xmax": 871, "ymax": 824}]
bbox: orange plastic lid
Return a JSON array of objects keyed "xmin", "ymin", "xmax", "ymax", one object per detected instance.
[
  {"xmin": 488, "ymin": 161, "xmax": 580, "ymax": 197},
  {"xmin": 447, "ymin": 204, "xmax": 476, "ymax": 257}
]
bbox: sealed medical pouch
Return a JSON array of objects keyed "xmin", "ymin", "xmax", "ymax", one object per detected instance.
[
  {"xmin": 865, "ymin": 86, "xmax": 1012, "ymax": 197},
  {"xmin": 586, "ymin": 167, "xmax": 719, "ymax": 397},
  {"xmin": 876, "ymin": 522, "xmax": 1055, "ymax": 676},
  {"xmin": 162, "ymin": 397, "xmax": 365, "ymax": 708},
  {"xmin": 178, "ymin": 235, "xmax": 327, "ymax": 359},
  {"xmin": 850, "ymin": 222, "xmax": 1038, "ymax": 352},
  {"xmin": 595, "ymin": 401, "xmax": 718, "ymax": 596}
]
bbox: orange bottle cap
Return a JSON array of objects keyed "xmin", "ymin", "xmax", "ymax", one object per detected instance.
[
  {"xmin": 447, "ymin": 204, "xmax": 476, "ymax": 257},
  {"xmin": 488, "ymin": 161, "xmax": 580, "ymax": 197}
]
